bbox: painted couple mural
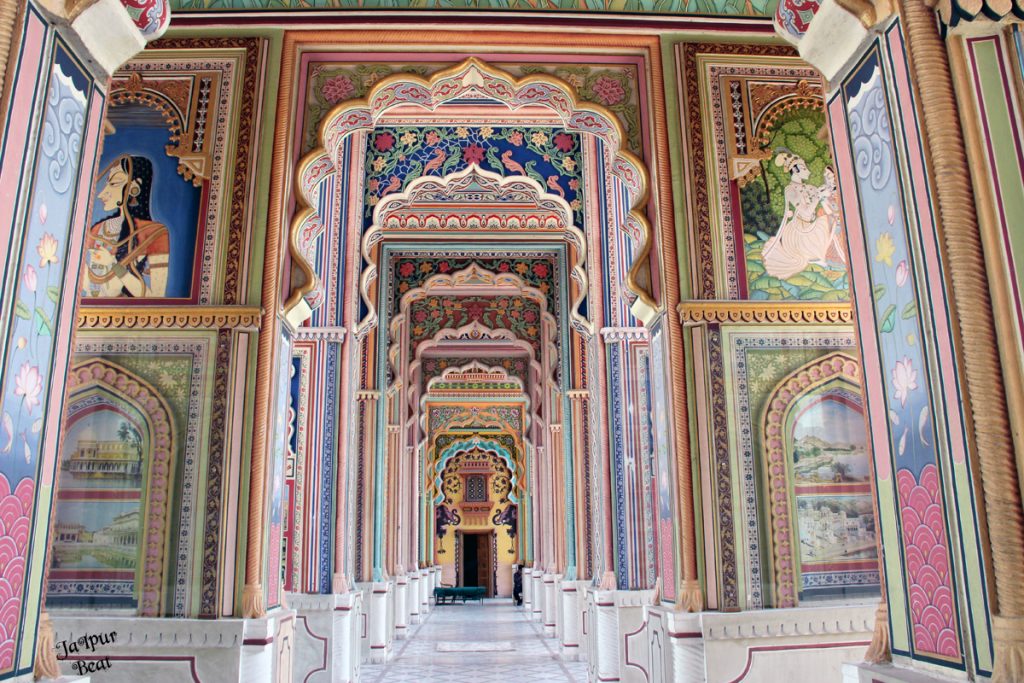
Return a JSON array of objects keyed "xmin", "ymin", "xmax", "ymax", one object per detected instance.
[{"xmin": 761, "ymin": 150, "xmax": 846, "ymax": 280}]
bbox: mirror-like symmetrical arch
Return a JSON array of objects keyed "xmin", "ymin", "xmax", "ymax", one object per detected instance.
[{"xmin": 1, "ymin": 2, "xmax": 1022, "ymax": 682}]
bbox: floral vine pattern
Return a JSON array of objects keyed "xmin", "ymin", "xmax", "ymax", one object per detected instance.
[
  {"xmin": 391, "ymin": 255, "xmax": 558, "ymax": 316},
  {"xmin": 365, "ymin": 126, "xmax": 584, "ymax": 227}
]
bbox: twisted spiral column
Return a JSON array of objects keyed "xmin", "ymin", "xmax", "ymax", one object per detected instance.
[{"xmin": 242, "ymin": 32, "xmax": 297, "ymax": 620}]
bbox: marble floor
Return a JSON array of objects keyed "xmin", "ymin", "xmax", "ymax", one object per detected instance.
[{"xmin": 361, "ymin": 599, "xmax": 588, "ymax": 682}]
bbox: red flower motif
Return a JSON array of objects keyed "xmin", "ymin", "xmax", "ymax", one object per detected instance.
[
  {"xmin": 524, "ymin": 309, "xmax": 537, "ymax": 323},
  {"xmin": 509, "ymin": 131, "xmax": 524, "ymax": 146},
  {"xmin": 321, "ymin": 74, "xmax": 355, "ymax": 104},
  {"xmin": 532, "ymin": 262, "xmax": 549, "ymax": 278},
  {"xmin": 425, "ymin": 131, "xmax": 441, "ymax": 146},
  {"xmin": 399, "ymin": 262, "xmax": 415, "ymax": 277},
  {"xmin": 592, "ymin": 76, "xmax": 626, "ymax": 106},
  {"xmin": 374, "ymin": 133, "xmax": 395, "ymax": 152},
  {"xmin": 569, "ymin": 178, "xmax": 580, "ymax": 191},
  {"xmin": 498, "ymin": 262, "xmax": 511, "ymax": 272},
  {"xmin": 553, "ymin": 133, "xmax": 574, "ymax": 153},
  {"xmin": 465, "ymin": 300, "xmax": 487, "ymax": 320},
  {"xmin": 463, "ymin": 144, "xmax": 485, "ymax": 165},
  {"xmin": 438, "ymin": 261, "xmax": 451, "ymax": 273},
  {"xmin": 369, "ymin": 178, "xmax": 379, "ymax": 192},
  {"xmin": 414, "ymin": 310, "xmax": 427, "ymax": 322}
]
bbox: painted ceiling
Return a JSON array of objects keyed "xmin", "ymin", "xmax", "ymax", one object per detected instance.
[{"xmin": 170, "ymin": 0, "xmax": 777, "ymax": 18}]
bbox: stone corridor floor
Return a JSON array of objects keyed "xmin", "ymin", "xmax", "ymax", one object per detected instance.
[{"xmin": 361, "ymin": 599, "xmax": 589, "ymax": 682}]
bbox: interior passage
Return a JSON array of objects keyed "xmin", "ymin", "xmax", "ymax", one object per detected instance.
[{"xmin": 361, "ymin": 600, "xmax": 588, "ymax": 683}]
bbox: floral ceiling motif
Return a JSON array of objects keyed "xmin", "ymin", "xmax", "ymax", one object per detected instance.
[
  {"xmin": 304, "ymin": 62, "xmax": 644, "ymax": 156},
  {"xmin": 408, "ymin": 295, "xmax": 543, "ymax": 359},
  {"xmin": 391, "ymin": 255, "xmax": 557, "ymax": 316}
]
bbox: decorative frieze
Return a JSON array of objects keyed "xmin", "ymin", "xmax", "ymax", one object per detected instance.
[
  {"xmin": 678, "ymin": 300, "xmax": 853, "ymax": 325},
  {"xmin": 293, "ymin": 325, "xmax": 347, "ymax": 342},
  {"xmin": 77, "ymin": 305, "xmax": 262, "ymax": 331}
]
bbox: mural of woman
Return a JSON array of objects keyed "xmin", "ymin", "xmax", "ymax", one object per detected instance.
[
  {"xmin": 82, "ymin": 155, "xmax": 170, "ymax": 298},
  {"xmin": 762, "ymin": 151, "xmax": 846, "ymax": 280}
]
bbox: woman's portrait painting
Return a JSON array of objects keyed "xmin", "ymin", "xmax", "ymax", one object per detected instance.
[{"xmin": 82, "ymin": 102, "xmax": 202, "ymax": 301}]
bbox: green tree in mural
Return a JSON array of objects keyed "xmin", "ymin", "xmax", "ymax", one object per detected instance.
[{"xmin": 118, "ymin": 421, "xmax": 143, "ymax": 459}]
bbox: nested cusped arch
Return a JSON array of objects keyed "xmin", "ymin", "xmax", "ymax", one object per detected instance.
[
  {"xmin": 761, "ymin": 352, "xmax": 878, "ymax": 608},
  {"xmin": 287, "ymin": 57, "xmax": 657, "ymax": 326}
]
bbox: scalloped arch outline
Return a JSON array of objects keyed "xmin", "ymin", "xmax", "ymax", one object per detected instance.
[{"xmin": 287, "ymin": 57, "xmax": 656, "ymax": 324}]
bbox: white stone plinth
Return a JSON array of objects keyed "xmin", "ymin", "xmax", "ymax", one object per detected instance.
[
  {"xmin": 645, "ymin": 605, "xmax": 705, "ymax": 683},
  {"xmin": 840, "ymin": 660, "xmax": 967, "ymax": 683},
  {"xmin": 359, "ymin": 581, "xmax": 395, "ymax": 664},
  {"xmin": 583, "ymin": 588, "xmax": 654, "ymax": 683},
  {"xmin": 558, "ymin": 579, "xmax": 582, "ymax": 660},
  {"xmin": 408, "ymin": 572, "xmax": 421, "ymax": 624},
  {"xmin": 287, "ymin": 590, "xmax": 362, "ymax": 683},
  {"xmin": 701, "ymin": 604, "xmax": 873, "ymax": 683},
  {"xmin": 51, "ymin": 609, "xmax": 295, "ymax": 683},
  {"xmin": 419, "ymin": 568, "xmax": 431, "ymax": 615},
  {"xmin": 531, "ymin": 572, "xmax": 544, "ymax": 621},
  {"xmin": 394, "ymin": 575, "xmax": 409, "ymax": 639},
  {"xmin": 542, "ymin": 573, "xmax": 558, "ymax": 636},
  {"xmin": 522, "ymin": 568, "xmax": 534, "ymax": 611}
]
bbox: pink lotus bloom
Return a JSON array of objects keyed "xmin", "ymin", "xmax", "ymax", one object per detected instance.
[
  {"xmin": 892, "ymin": 356, "xmax": 918, "ymax": 408},
  {"xmin": 14, "ymin": 363, "xmax": 42, "ymax": 413},
  {"xmin": 22, "ymin": 266, "xmax": 36, "ymax": 293},
  {"xmin": 895, "ymin": 260, "xmax": 909, "ymax": 287},
  {"xmin": 37, "ymin": 233, "xmax": 58, "ymax": 268}
]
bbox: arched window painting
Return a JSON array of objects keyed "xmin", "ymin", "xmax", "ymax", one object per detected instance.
[
  {"xmin": 48, "ymin": 392, "xmax": 147, "ymax": 609},
  {"xmin": 82, "ymin": 101, "xmax": 202, "ymax": 300},
  {"xmin": 789, "ymin": 390, "xmax": 879, "ymax": 601}
]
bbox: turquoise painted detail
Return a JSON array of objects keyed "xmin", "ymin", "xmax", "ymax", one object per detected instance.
[{"xmin": 434, "ymin": 437, "xmax": 519, "ymax": 505}]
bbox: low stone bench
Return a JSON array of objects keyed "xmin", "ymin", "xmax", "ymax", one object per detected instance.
[{"xmin": 434, "ymin": 586, "xmax": 486, "ymax": 605}]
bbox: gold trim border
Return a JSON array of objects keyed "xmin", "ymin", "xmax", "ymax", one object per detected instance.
[
  {"xmin": 677, "ymin": 300, "xmax": 854, "ymax": 324},
  {"xmin": 77, "ymin": 305, "xmax": 262, "ymax": 331}
]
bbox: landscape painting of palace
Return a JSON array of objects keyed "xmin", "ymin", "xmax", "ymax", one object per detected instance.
[
  {"xmin": 790, "ymin": 395, "xmax": 879, "ymax": 600},
  {"xmin": 48, "ymin": 403, "xmax": 147, "ymax": 609}
]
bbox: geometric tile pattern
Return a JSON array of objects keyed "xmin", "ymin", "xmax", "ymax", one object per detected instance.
[{"xmin": 362, "ymin": 600, "xmax": 587, "ymax": 682}]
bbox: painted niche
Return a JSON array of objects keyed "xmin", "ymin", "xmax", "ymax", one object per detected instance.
[
  {"xmin": 47, "ymin": 360, "xmax": 175, "ymax": 615},
  {"xmin": 762, "ymin": 353, "xmax": 879, "ymax": 605}
]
